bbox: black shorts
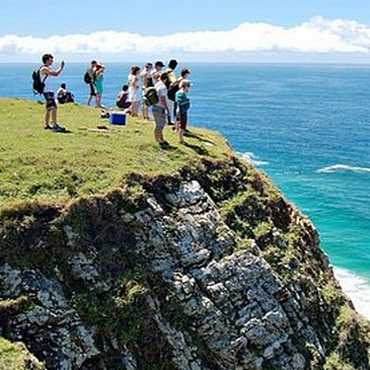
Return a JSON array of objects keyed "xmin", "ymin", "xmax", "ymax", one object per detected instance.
[
  {"xmin": 177, "ymin": 111, "xmax": 188, "ymax": 130},
  {"xmin": 89, "ymin": 83, "xmax": 96, "ymax": 97},
  {"xmin": 43, "ymin": 92, "xmax": 57, "ymax": 110}
]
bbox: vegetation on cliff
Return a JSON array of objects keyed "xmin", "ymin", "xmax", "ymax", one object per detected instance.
[{"xmin": 0, "ymin": 100, "xmax": 369, "ymax": 369}]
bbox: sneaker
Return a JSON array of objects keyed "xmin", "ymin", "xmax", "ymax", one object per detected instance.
[
  {"xmin": 52, "ymin": 124, "xmax": 66, "ymax": 133},
  {"xmin": 159, "ymin": 141, "xmax": 170, "ymax": 149},
  {"xmin": 44, "ymin": 124, "xmax": 52, "ymax": 130}
]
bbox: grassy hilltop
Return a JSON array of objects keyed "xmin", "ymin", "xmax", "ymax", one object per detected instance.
[
  {"xmin": 0, "ymin": 99, "xmax": 232, "ymax": 209},
  {"xmin": 1, "ymin": 99, "xmax": 370, "ymax": 370}
]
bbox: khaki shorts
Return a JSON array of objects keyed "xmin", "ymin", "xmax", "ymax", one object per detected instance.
[{"xmin": 152, "ymin": 105, "xmax": 166, "ymax": 131}]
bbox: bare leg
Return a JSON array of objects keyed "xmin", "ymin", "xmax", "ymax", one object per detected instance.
[
  {"xmin": 44, "ymin": 109, "xmax": 50, "ymax": 127},
  {"xmin": 51, "ymin": 107, "xmax": 57, "ymax": 127},
  {"xmin": 179, "ymin": 129, "xmax": 185, "ymax": 144},
  {"xmin": 143, "ymin": 103, "xmax": 148, "ymax": 120}
]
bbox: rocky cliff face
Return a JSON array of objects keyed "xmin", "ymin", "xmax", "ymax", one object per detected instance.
[{"xmin": 0, "ymin": 158, "xmax": 369, "ymax": 370}]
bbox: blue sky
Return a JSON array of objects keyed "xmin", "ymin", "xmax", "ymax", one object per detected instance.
[
  {"xmin": 1, "ymin": 1, "xmax": 370, "ymax": 62},
  {"xmin": 0, "ymin": 0, "xmax": 369, "ymax": 36}
]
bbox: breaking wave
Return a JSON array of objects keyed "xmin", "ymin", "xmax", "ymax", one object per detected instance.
[
  {"xmin": 239, "ymin": 152, "xmax": 269, "ymax": 166},
  {"xmin": 317, "ymin": 164, "xmax": 370, "ymax": 174},
  {"xmin": 334, "ymin": 267, "xmax": 370, "ymax": 320}
]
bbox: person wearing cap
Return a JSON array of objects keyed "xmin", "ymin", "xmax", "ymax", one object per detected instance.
[
  {"xmin": 165, "ymin": 59, "xmax": 178, "ymax": 125},
  {"xmin": 141, "ymin": 63, "xmax": 154, "ymax": 120},
  {"xmin": 179, "ymin": 68, "xmax": 191, "ymax": 83},
  {"xmin": 172, "ymin": 68, "xmax": 191, "ymax": 121},
  {"xmin": 175, "ymin": 80, "xmax": 191, "ymax": 144}
]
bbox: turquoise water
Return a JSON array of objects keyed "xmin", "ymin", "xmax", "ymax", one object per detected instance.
[{"xmin": 1, "ymin": 63, "xmax": 369, "ymax": 314}]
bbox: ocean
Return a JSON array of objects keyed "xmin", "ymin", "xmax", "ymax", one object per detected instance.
[{"xmin": 1, "ymin": 63, "xmax": 370, "ymax": 318}]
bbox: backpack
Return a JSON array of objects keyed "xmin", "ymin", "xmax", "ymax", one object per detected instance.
[
  {"xmin": 167, "ymin": 80, "xmax": 180, "ymax": 101},
  {"xmin": 162, "ymin": 71, "xmax": 171, "ymax": 89},
  {"xmin": 32, "ymin": 68, "xmax": 46, "ymax": 95},
  {"xmin": 143, "ymin": 87, "xmax": 159, "ymax": 106},
  {"xmin": 84, "ymin": 72, "xmax": 92, "ymax": 84}
]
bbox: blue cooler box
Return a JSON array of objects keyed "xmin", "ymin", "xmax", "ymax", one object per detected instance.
[{"xmin": 109, "ymin": 112, "xmax": 126, "ymax": 126}]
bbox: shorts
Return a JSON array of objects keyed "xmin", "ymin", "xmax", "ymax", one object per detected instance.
[
  {"xmin": 152, "ymin": 105, "xmax": 166, "ymax": 131},
  {"xmin": 43, "ymin": 92, "xmax": 57, "ymax": 110},
  {"xmin": 89, "ymin": 83, "xmax": 96, "ymax": 97},
  {"xmin": 177, "ymin": 111, "xmax": 188, "ymax": 130}
]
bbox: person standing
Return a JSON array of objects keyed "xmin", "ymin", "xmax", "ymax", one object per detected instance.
[
  {"xmin": 128, "ymin": 65, "xmax": 142, "ymax": 117},
  {"xmin": 39, "ymin": 54, "xmax": 66, "ymax": 132},
  {"xmin": 152, "ymin": 72, "xmax": 170, "ymax": 148},
  {"xmin": 175, "ymin": 80, "xmax": 191, "ymax": 144},
  {"xmin": 165, "ymin": 59, "xmax": 178, "ymax": 125},
  {"xmin": 141, "ymin": 63, "xmax": 154, "ymax": 120},
  {"xmin": 94, "ymin": 64, "xmax": 105, "ymax": 108},
  {"xmin": 151, "ymin": 61, "xmax": 165, "ymax": 81},
  {"xmin": 85, "ymin": 60, "xmax": 97, "ymax": 106}
]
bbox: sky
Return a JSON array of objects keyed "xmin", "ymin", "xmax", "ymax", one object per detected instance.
[{"xmin": 1, "ymin": 0, "xmax": 370, "ymax": 62}]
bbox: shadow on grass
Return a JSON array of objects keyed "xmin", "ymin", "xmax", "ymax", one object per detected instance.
[
  {"xmin": 184, "ymin": 131, "xmax": 215, "ymax": 145},
  {"xmin": 183, "ymin": 142, "xmax": 209, "ymax": 156}
]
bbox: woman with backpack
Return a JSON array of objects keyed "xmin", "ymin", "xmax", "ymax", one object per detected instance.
[{"xmin": 128, "ymin": 65, "xmax": 142, "ymax": 117}]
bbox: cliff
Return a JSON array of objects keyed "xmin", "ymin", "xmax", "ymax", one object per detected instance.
[{"xmin": 0, "ymin": 100, "xmax": 369, "ymax": 370}]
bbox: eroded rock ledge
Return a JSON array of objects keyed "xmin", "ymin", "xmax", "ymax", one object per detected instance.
[{"xmin": 0, "ymin": 158, "xmax": 369, "ymax": 370}]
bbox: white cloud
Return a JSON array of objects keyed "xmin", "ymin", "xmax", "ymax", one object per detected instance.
[{"xmin": 1, "ymin": 17, "xmax": 370, "ymax": 56}]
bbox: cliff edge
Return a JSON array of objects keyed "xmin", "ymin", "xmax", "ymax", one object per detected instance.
[{"xmin": 0, "ymin": 100, "xmax": 369, "ymax": 370}]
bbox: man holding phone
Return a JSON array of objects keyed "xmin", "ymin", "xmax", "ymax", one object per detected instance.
[{"xmin": 39, "ymin": 54, "xmax": 66, "ymax": 132}]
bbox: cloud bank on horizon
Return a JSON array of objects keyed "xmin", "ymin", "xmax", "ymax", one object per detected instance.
[{"xmin": 1, "ymin": 17, "xmax": 370, "ymax": 57}]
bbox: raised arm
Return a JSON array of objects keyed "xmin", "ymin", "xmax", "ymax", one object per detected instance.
[{"xmin": 42, "ymin": 61, "xmax": 65, "ymax": 77}]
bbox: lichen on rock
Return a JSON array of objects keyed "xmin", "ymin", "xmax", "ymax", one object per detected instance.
[{"xmin": 0, "ymin": 158, "xmax": 369, "ymax": 370}]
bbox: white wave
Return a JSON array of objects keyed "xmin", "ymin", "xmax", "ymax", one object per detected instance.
[
  {"xmin": 239, "ymin": 152, "xmax": 269, "ymax": 166},
  {"xmin": 317, "ymin": 164, "xmax": 370, "ymax": 174},
  {"xmin": 334, "ymin": 267, "xmax": 370, "ymax": 320}
]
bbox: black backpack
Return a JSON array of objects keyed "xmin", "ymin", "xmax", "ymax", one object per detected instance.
[
  {"xmin": 84, "ymin": 72, "xmax": 92, "ymax": 84},
  {"xmin": 163, "ymin": 71, "xmax": 171, "ymax": 89},
  {"xmin": 32, "ymin": 68, "xmax": 46, "ymax": 95},
  {"xmin": 167, "ymin": 80, "xmax": 180, "ymax": 101},
  {"xmin": 143, "ymin": 87, "xmax": 159, "ymax": 106}
]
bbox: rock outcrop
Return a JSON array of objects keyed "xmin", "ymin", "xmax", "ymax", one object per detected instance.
[{"xmin": 0, "ymin": 158, "xmax": 369, "ymax": 370}]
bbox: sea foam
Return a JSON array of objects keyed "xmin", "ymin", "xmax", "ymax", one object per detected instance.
[
  {"xmin": 334, "ymin": 267, "xmax": 370, "ymax": 320},
  {"xmin": 317, "ymin": 164, "xmax": 370, "ymax": 174},
  {"xmin": 239, "ymin": 152, "xmax": 269, "ymax": 166}
]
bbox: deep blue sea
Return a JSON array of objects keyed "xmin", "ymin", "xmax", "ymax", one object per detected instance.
[{"xmin": 1, "ymin": 63, "xmax": 369, "ymax": 317}]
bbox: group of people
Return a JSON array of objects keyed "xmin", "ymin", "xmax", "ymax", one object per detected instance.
[
  {"xmin": 118, "ymin": 60, "xmax": 191, "ymax": 146},
  {"xmin": 35, "ymin": 54, "xmax": 192, "ymax": 146}
]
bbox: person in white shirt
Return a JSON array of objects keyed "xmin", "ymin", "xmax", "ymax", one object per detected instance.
[
  {"xmin": 152, "ymin": 72, "xmax": 170, "ymax": 148},
  {"xmin": 128, "ymin": 65, "xmax": 142, "ymax": 117}
]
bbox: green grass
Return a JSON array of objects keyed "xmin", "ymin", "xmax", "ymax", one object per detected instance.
[
  {"xmin": 0, "ymin": 99, "xmax": 232, "ymax": 208},
  {"xmin": 0, "ymin": 338, "xmax": 44, "ymax": 370}
]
